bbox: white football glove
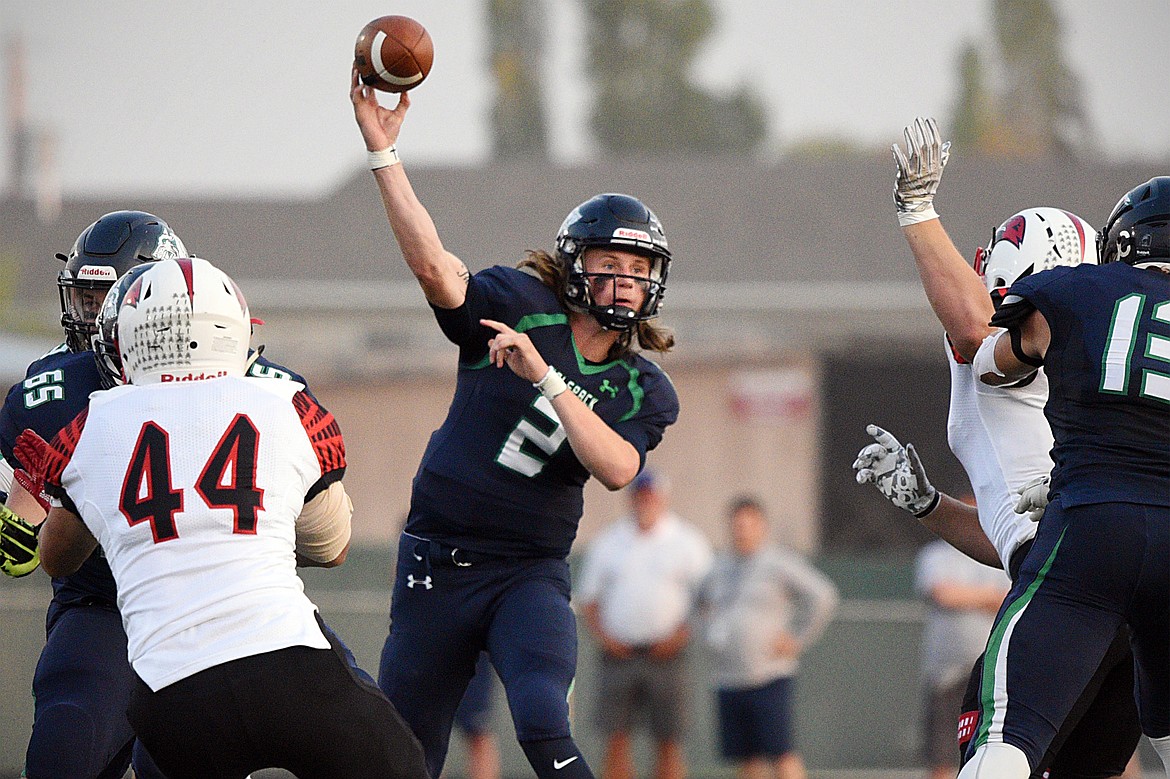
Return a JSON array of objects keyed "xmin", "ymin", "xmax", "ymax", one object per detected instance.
[
  {"xmin": 892, "ymin": 117, "xmax": 951, "ymax": 227},
  {"xmin": 853, "ymin": 424, "xmax": 940, "ymax": 517},
  {"xmin": 1013, "ymin": 474, "xmax": 1051, "ymax": 522}
]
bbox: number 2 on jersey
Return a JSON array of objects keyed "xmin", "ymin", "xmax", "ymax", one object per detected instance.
[
  {"xmin": 497, "ymin": 395, "xmax": 567, "ymax": 476},
  {"xmin": 1101, "ymin": 294, "xmax": 1170, "ymax": 403},
  {"xmin": 121, "ymin": 414, "xmax": 265, "ymax": 542}
]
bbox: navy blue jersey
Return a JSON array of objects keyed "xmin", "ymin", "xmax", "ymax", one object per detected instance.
[
  {"xmin": 995, "ymin": 262, "xmax": 1170, "ymax": 507},
  {"xmin": 408, "ymin": 266, "xmax": 679, "ymax": 558},
  {"xmin": 0, "ymin": 346, "xmax": 310, "ymax": 607}
]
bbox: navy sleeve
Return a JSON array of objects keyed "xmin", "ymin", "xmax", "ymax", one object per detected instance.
[
  {"xmin": 431, "ymin": 267, "xmax": 534, "ymax": 360},
  {"xmin": 991, "ymin": 266, "xmax": 1073, "ymax": 331},
  {"xmin": 611, "ymin": 363, "xmax": 680, "ymax": 466}
]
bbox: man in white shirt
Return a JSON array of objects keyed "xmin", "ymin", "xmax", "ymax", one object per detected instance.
[{"xmin": 578, "ymin": 469, "xmax": 712, "ymax": 779}]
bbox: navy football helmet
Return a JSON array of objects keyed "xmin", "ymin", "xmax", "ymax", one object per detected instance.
[
  {"xmin": 57, "ymin": 210, "xmax": 186, "ymax": 353},
  {"xmin": 1097, "ymin": 177, "xmax": 1170, "ymax": 268},
  {"xmin": 555, "ymin": 193, "xmax": 671, "ymax": 331}
]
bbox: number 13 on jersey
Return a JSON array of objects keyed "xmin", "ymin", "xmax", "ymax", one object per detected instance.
[{"xmin": 1101, "ymin": 295, "xmax": 1170, "ymax": 403}]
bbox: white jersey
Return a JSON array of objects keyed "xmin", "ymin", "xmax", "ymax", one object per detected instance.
[
  {"xmin": 946, "ymin": 340, "xmax": 1051, "ymax": 570},
  {"xmin": 49, "ymin": 376, "xmax": 343, "ymax": 690}
]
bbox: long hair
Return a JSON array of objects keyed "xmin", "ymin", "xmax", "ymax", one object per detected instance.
[{"xmin": 517, "ymin": 250, "xmax": 675, "ymax": 359}]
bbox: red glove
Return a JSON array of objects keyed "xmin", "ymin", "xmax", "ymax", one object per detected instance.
[{"xmin": 13, "ymin": 429, "xmax": 51, "ymax": 513}]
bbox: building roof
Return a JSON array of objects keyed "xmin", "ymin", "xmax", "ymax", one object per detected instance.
[{"xmin": 4, "ymin": 155, "xmax": 1157, "ymax": 378}]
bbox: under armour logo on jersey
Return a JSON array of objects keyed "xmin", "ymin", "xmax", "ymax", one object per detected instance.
[
  {"xmin": 406, "ymin": 574, "xmax": 432, "ymax": 590},
  {"xmin": 598, "ymin": 379, "xmax": 619, "ymax": 398}
]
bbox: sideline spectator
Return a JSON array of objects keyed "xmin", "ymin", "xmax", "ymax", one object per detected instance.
[
  {"xmin": 579, "ymin": 469, "xmax": 712, "ymax": 779},
  {"xmin": 701, "ymin": 496, "xmax": 839, "ymax": 779}
]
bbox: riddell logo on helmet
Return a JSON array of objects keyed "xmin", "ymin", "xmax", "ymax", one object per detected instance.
[
  {"xmin": 77, "ymin": 266, "xmax": 118, "ymax": 281},
  {"xmin": 613, "ymin": 228, "xmax": 651, "ymax": 242},
  {"xmin": 160, "ymin": 370, "xmax": 228, "ymax": 382}
]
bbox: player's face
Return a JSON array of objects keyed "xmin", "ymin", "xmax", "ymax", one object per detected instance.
[
  {"xmin": 66, "ymin": 287, "xmax": 109, "ymax": 329},
  {"xmin": 582, "ymin": 248, "xmax": 652, "ymax": 312}
]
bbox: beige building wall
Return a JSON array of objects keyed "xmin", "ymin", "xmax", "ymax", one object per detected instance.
[{"xmin": 317, "ymin": 354, "xmax": 823, "ymax": 555}]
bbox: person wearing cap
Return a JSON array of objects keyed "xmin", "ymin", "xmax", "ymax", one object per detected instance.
[{"xmin": 578, "ymin": 469, "xmax": 712, "ymax": 779}]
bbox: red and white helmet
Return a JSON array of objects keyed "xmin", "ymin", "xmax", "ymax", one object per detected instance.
[
  {"xmin": 974, "ymin": 207, "xmax": 1096, "ymax": 304},
  {"xmin": 116, "ymin": 257, "xmax": 251, "ymax": 385}
]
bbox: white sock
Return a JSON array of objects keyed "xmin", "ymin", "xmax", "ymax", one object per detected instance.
[
  {"xmin": 957, "ymin": 742, "xmax": 1031, "ymax": 779},
  {"xmin": 1150, "ymin": 734, "xmax": 1170, "ymax": 778}
]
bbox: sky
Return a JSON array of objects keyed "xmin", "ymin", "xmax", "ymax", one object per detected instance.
[{"xmin": 1, "ymin": 0, "xmax": 1166, "ymax": 198}]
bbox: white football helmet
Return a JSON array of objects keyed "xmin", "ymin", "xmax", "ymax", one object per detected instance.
[
  {"xmin": 974, "ymin": 207, "xmax": 1095, "ymax": 304},
  {"xmin": 117, "ymin": 257, "xmax": 251, "ymax": 385}
]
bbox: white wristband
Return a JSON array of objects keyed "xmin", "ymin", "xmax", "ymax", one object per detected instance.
[
  {"xmin": 533, "ymin": 366, "xmax": 568, "ymax": 400},
  {"xmin": 368, "ymin": 145, "xmax": 401, "ymax": 171},
  {"xmin": 897, "ymin": 206, "xmax": 939, "ymax": 227}
]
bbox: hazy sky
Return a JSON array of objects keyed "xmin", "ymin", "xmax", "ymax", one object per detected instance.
[{"xmin": 1, "ymin": 0, "xmax": 1166, "ymax": 198}]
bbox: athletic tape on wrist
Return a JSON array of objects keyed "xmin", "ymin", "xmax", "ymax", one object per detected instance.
[
  {"xmin": 533, "ymin": 366, "xmax": 568, "ymax": 400},
  {"xmin": 897, "ymin": 206, "xmax": 939, "ymax": 227},
  {"xmin": 368, "ymin": 145, "xmax": 401, "ymax": 171}
]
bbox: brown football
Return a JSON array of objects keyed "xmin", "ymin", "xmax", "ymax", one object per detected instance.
[{"xmin": 354, "ymin": 16, "xmax": 433, "ymax": 93}]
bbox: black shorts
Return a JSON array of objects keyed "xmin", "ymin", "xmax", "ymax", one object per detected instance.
[{"xmin": 127, "ymin": 624, "xmax": 427, "ymax": 779}]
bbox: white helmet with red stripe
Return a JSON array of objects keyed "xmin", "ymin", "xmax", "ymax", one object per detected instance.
[
  {"xmin": 974, "ymin": 207, "xmax": 1096, "ymax": 306},
  {"xmin": 116, "ymin": 257, "xmax": 251, "ymax": 385}
]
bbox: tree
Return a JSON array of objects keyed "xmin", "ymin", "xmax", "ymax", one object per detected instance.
[
  {"xmin": 488, "ymin": 0, "xmax": 549, "ymax": 159},
  {"xmin": 993, "ymin": 0, "xmax": 1092, "ymax": 158},
  {"xmin": 949, "ymin": 43, "xmax": 999, "ymax": 153},
  {"xmin": 585, "ymin": 0, "xmax": 767, "ymax": 155},
  {"xmin": 949, "ymin": 0, "xmax": 1093, "ymax": 158}
]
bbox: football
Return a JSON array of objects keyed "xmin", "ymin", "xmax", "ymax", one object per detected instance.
[{"xmin": 354, "ymin": 16, "xmax": 433, "ymax": 93}]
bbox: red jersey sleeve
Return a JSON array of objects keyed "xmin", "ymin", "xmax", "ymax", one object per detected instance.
[
  {"xmin": 291, "ymin": 390, "xmax": 346, "ymax": 477},
  {"xmin": 43, "ymin": 408, "xmax": 88, "ymax": 498}
]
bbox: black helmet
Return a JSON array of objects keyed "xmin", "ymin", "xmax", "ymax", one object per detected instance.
[
  {"xmin": 91, "ymin": 263, "xmax": 156, "ymax": 389},
  {"xmin": 1097, "ymin": 177, "xmax": 1170, "ymax": 268},
  {"xmin": 555, "ymin": 193, "xmax": 671, "ymax": 331},
  {"xmin": 57, "ymin": 210, "xmax": 187, "ymax": 352}
]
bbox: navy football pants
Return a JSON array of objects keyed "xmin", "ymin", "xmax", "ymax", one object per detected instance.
[
  {"xmin": 965, "ymin": 500, "xmax": 1169, "ymax": 770},
  {"xmin": 379, "ymin": 535, "xmax": 583, "ymax": 778},
  {"xmin": 25, "ymin": 602, "xmax": 166, "ymax": 779}
]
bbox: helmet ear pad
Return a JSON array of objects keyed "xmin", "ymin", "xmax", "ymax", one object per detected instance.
[{"xmin": 1098, "ymin": 177, "xmax": 1170, "ymax": 267}]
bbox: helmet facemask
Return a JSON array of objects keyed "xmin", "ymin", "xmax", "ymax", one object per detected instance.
[
  {"xmin": 567, "ymin": 254, "xmax": 667, "ymax": 331},
  {"xmin": 57, "ymin": 210, "xmax": 186, "ymax": 353},
  {"xmin": 556, "ymin": 194, "xmax": 671, "ymax": 332}
]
